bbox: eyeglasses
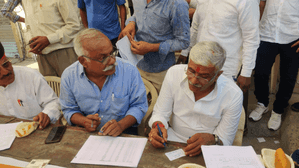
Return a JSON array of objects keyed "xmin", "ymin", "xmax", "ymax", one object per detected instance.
[
  {"xmin": 82, "ymin": 48, "xmax": 119, "ymax": 65},
  {"xmin": 185, "ymin": 67, "xmax": 219, "ymax": 85}
]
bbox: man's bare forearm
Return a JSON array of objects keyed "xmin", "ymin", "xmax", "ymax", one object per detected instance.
[
  {"xmin": 259, "ymin": 1, "xmax": 266, "ymax": 20},
  {"xmin": 119, "ymin": 5, "xmax": 126, "ymax": 30},
  {"xmin": 118, "ymin": 115, "xmax": 137, "ymax": 131},
  {"xmin": 80, "ymin": 8, "xmax": 88, "ymax": 28}
]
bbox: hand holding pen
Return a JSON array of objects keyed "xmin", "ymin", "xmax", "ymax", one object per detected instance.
[
  {"xmin": 83, "ymin": 113, "xmax": 101, "ymax": 132},
  {"xmin": 148, "ymin": 121, "xmax": 168, "ymax": 148}
]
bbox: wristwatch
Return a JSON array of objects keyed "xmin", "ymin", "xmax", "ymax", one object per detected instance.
[{"xmin": 214, "ymin": 134, "xmax": 220, "ymax": 145}]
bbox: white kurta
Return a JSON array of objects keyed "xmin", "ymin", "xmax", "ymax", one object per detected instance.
[
  {"xmin": 0, "ymin": 66, "xmax": 61, "ymax": 123},
  {"xmin": 149, "ymin": 65, "xmax": 243, "ymax": 145}
]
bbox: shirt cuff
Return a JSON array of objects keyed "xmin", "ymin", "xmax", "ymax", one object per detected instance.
[
  {"xmin": 47, "ymin": 33, "xmax": 60, "ymax": 44},
  {"xmin": 240, "ymin": 68, "xmax": 253, "ymax": 78},
  {"xmin": 126, "ymin": 107, "xmax": 146, "ymax": 125},
  {"xmin": 64, "ymin": 111, "xmax": 81, "ymax": 126},
  {"xmin": 148, "ymin": 115, "xmax": 169, "ymax": 129},
  {"xmin": 43, "ymin": 110, "xmax": 61, "ymax": 124},
  {"xmin": 180, "ymin": 49, "xmax": 189, "ymax": 57}
]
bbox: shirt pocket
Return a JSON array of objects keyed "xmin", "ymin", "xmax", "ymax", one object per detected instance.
[
  {"xmin": 15, "ymin": 97, "xmax": 41, "ymax": 119},
  {"xmin": 109, "ymin": 94, "xmax": 130, "ymax": 117},
  {"xmin": 209, "ymin": 9, "xmax": 237, "ymax": 35},
  {"xmin": 147, "ymin": 12, "xmax": 171, "ymax": 35},
  {"xmin": 198, "ymin": 114, "xmax": 221, "ymax": 128},
  {"xmin": 37, "ymin": 2, "xmax": 59, "ymax": 24}
]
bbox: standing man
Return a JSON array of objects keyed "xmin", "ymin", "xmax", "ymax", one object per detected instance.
[
  {"xmin": 118, "ymin": 0, "xmax": 190, "ymax": 92},
  {"xmin": 249, "ymin": 0, "xmax": 299, "ymax": 131},
  {"xmin": 179, "ymin": 0, "xmax": 260, "ymax": 94},
  {"xmin": 1, "ymin": 0, "xmax": 82, "ymax": 77},
  {"xmin": 78, "ymin": 0, "xmax": 126, "ymax": 47}
]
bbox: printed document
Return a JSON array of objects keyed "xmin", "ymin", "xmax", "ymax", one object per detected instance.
[
  {"xmin": 116, "ymin": 35, "xmax": 143, "ymax": 66},
  {"xmin": 71, "ymin": 135, "xmax": 147, "ymax": 167},
  {"xmin": 0, "ymin": 122, "xmax": 22, "ymax": 151},
  {"xmin": 202, "ymin": 145, "xmax": 264, "ymax": 168}
]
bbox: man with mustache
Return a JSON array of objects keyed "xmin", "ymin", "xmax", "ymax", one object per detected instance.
[
  {"xmin": 60, "ymin": 29, "xmax": 148, "ymax": 136},
  {"xmin": 0, "ymin": 42, "xmax": 61, "ymax": 129},
  {"xmin": 148, "ymin": 42, "xmax": 243, "ymax": 156}
]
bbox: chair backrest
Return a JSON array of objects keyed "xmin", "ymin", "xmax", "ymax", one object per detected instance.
[
  {"xmin": 232, "ymin": 106, "xmax": 246, "ymax": 146},
  {"xmin": 44, "ymin": 76, "xmax": 61, "ymax": 98},
  {"xmin": 138, "ymin": 77, "xmax": 158, "ymax": 136}
]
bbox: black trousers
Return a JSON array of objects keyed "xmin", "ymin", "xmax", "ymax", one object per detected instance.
[{"xmin": 254, "ymin": 39, "xmax": 299, "ymax": 114}]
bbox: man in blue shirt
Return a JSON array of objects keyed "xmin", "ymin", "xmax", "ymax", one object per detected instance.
[
  {"xmin": 78, "ymin": 0, "xmax": 126, "ymax": 47},
  {"xmin": 60, "ymin": 28, "xmax": 148, "ymax": 136},
  {"xmin": 118, "ymin": 0, "xmax": 190, "ymax": 92}
]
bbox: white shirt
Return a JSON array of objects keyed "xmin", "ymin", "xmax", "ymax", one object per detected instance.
[
  {"xmin": 149, "ymin": 65, "xmax": 243, "ymax": 146},
  {"xmin": 260, "ymin": 0, "xmax": 299, "ymax": 44},
  {"xmin": 21, "ymin": 0, "xmax": 82, "ymax": 54},
  {"xmin": 0, "ymin": 66, "xmax": 61, "ymax": 123},
  {"xmin": 181, "ymin": 0, "xmax": 260, "ymax": 78}
]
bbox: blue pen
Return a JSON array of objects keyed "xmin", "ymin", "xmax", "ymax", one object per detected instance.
[{"xmin": 157, "ymin": 124, "xmax": 166, "ymax": 147}]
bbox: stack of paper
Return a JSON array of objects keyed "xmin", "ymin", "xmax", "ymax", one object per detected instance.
[
  {"xmin": 0, "ymin": 122, "xmax": 22, "ymax": 151},
  {"xmin": 71, "ymin": 135, "xmax": 147, "ymax": 167},
  {"xmin": 116, "ymin": 36, "xmax": 143, "ymax": 66},
  {"xmin": 202, "ymin": 145, "xmax": 264, "ymax": 168}
]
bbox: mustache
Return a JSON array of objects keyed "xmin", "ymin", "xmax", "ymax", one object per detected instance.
[
  {"xmin": 0, "ymin": 71, "xmax": 12, "ymax": 79},
  {"xmin": 188, "ymin": 80, "xmax": 202, "ymax": 88},
  {"xmin": 103, "ymin": 62, "xmax": 118, "ymax": 72}
]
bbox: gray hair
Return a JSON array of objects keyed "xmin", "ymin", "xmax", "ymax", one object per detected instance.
[
  {"xmin": 189, "ymin": 41, "xmax": 226, "ymax": 71},
  {"xmin": 73, "ymin": 28, "xmax": 107, "ymax": 58}
]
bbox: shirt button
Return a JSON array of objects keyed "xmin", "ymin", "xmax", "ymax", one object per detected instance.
[{"xmin": 101, "ymin": 100, "xmax": 103, "ymax": 102}]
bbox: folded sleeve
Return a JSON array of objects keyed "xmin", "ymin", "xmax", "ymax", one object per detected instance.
[{"xmin": 0, "ymin": 0, "xmax": 21, "ymax": 23}]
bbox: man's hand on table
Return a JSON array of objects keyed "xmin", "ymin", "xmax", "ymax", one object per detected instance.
[
  {"xmin": 118, "ymin": 22, "xmax": 136, "ymax": 41},
  {"xmin": 184, "ymin": 133, "xmax": 215, "ymax": 157},
  {"xmin": 83, "ymin": 114, "xmax": 101, "ymax": 132},
  {"xmin": 98, "ymin": 119, "xmax": 124, "ymax": 137},
  {"xmin": 148, "ymin": 122, "xmax": 168, "ymax": 148},
  {"xmin": 33, "ymin": 112, "xmax": 50, "ymax": 129}
]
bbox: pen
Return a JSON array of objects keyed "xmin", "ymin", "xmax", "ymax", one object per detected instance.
[
  {"xmin": 91, "ymin": 120, "xmax": 93, "ymax": 128},
  {"xmin": 157, "ymin": 124, "xmax": 166, "ymax": 147}
]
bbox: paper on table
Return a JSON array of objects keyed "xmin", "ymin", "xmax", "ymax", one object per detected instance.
[
  {"xmin": 165, "ymin": 149, "xmax": 186, "ymax": 161},
  {"xmin": 71, "ymin": 135, "xmax": 147, "ymax": 167},
  {"xmin": 0, "ymin": 156, "xmax": 65, "ymax": 168},
  {"xmin": 167, "ymin": 127, "xmax": 186, "ymax": 143},
  {"xmin": 202, "ymin": 145, "xmax": 264, "ymax": 168},
  {"xmin": 0, "ymin": 122, "xmax": 22, "ymax": 151},
  {"xmin": 116, "ymin": 35, "xmax": 143, "ymax": 66}
]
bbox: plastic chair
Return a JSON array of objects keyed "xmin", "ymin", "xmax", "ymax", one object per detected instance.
[
  {"xmin": 232, "ymin": 106, "xmax": 246, "ymax": 146},
  {"xmin": 138, "ymin": 77, "xmax": 158, "ymax": 136}
]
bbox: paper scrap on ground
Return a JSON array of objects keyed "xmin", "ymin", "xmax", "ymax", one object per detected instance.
[
  {"xmin": 167, "ymin": 127, "xmax": 186, "ymax": 143},
  {"xmin": 257, "ymin": 137, "xmax": 266, "ymax": 143},
  {"xmin": 202, "ymin": 146, "xmax": 264, "ymax": 168},
  {"xmin": 274, "ymin": 140, "xmax": 280, "ymax": 144},
  {"xmin": 165, "ymin": 149, "xmax": 186, "ymax": 161},
  {"xmin": 0, "ymin": 122, "xmax": 22, "ymax": 151},
  {"xmin": 116, "ymin": 35, "xmax": 143, "ymax": 66},
  {"xmin": 0, "ymin": 156, "xmax": 65, "ymax": 168},
  {"xmin": 25, "ymin": 159, "xmax": 50, "ymax": 168},
  {"xmin": 71, "ymin": 135, "xmax": 147, "ymax": 167}
]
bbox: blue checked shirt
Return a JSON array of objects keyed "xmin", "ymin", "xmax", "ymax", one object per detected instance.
[
  {"xmin": 60, "ymin": 58, "xmax": 148, "ymax": 129},
  {"xmin": 126, "ymin": 0, "xmax": 190, "ymax": 73},
  {"xmin": 1, "ymin": 0, "xmax": 21, "ymax": 23}
]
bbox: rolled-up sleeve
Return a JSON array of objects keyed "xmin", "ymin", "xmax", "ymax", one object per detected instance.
[
  {"xmin": 238, "ymin": 0, "xmax": 260, "ymax": 77},
  {"xmin": 33, "ymin": 72, "xmax": 61, "ymax": 124},
  {"xmin": 46, "ymin": 0, "xmax": 81, "ymax": 44},
  {"xmin": 148, "ymin": 69, "xmax": 174, "ymax": 129},
  {"xmin": 126, "ymin": 68, "xmax": 148, "ymax": 125},
  {"xmin": 159, "ymin": 1, "xmax": 190, "ymax": 60},
  {"xmin": 59, "ymin": 73, "xmax": 82, "ymax": 126},
  {"xmin": 213, "ymin": 90, "xmax": 243, "ymax": 146},
  {"xmin": 1, "ymin": 0, "xmax": 21, "ymax": 23}
]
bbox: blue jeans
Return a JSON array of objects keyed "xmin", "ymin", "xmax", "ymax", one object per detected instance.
[{"xmin": 254, "ymin": 39, "xmax": 299, "ymax": 114}]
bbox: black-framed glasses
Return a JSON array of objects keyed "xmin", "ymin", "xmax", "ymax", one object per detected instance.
[
  {"xmin": 185, "ymin": 66, "xmax": 219, "ymax": 85},
  {"xmin": 82, "ymin": 48, "xmax": 119, "ymax": 65}
]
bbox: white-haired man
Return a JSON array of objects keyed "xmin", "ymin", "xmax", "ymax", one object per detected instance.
[
  {"xmin": 60, "ymin": 29, "xmax": 148, "ymax": 136},
  {"xmin": 148, "ymin": 41, "xmax": 243, "ymax": 156}
]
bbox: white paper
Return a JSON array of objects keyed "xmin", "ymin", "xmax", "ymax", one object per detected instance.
[
  {"xmin": 25, "ymin": 159, "xmax": 50, "ymax": 168},
  {"xmin": 71, "ymin": 135, "xmax": 147, "ymax": 167},
  {"xmin": 0, "ymin": 156, "xmax": 65, "ymax": 168},
  {"xmin": 202, "ymin": 146, "xmax": 265, "ymax": 168},
  {"xmin": 116, "ymin": 36, "xmax": 143, "ymax": 66},
  {"xmin": 165, "ymin": 149, "xmax": 186, "ymax": 161},
  {"xmin": 274, "ymin": 140, "xmax": 280, "ymax": 144},
  {"xmin": 0, "ymin": 122, "xmax": 22, "ymax": 151},
  {"xmin": 257, "ymin": 137, "xmax": 266, "ymax": 143},
  {"xmin": 167, "ymin": 127, "xmax": 186, "ymax": 143}
]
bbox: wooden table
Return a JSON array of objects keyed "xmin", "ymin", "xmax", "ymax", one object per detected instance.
[{"xmin": 0, "ymin": 115, "xmax": 206, "ymax": 168}]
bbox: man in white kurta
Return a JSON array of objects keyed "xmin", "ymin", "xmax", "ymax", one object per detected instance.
[
  {"xmin": 148, "ymin": 42, "xmax": 243, "ymax": 157},
  {"xmin": 180, "ymin": 0, "xmax": 260, "ymax": 93},
  {"xmin": 0, "ymin": 42, "xmax": 61, "ymax": 128}
]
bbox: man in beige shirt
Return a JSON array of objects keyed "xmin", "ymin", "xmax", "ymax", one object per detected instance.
[{"xmin": 1, "ymin": 0, "xmax": 82, "ymax": 77}]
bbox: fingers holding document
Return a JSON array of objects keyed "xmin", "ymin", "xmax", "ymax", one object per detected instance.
[{"xmin": 33, "ymin": 112, "xmax": 50, "ymax": 129}]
